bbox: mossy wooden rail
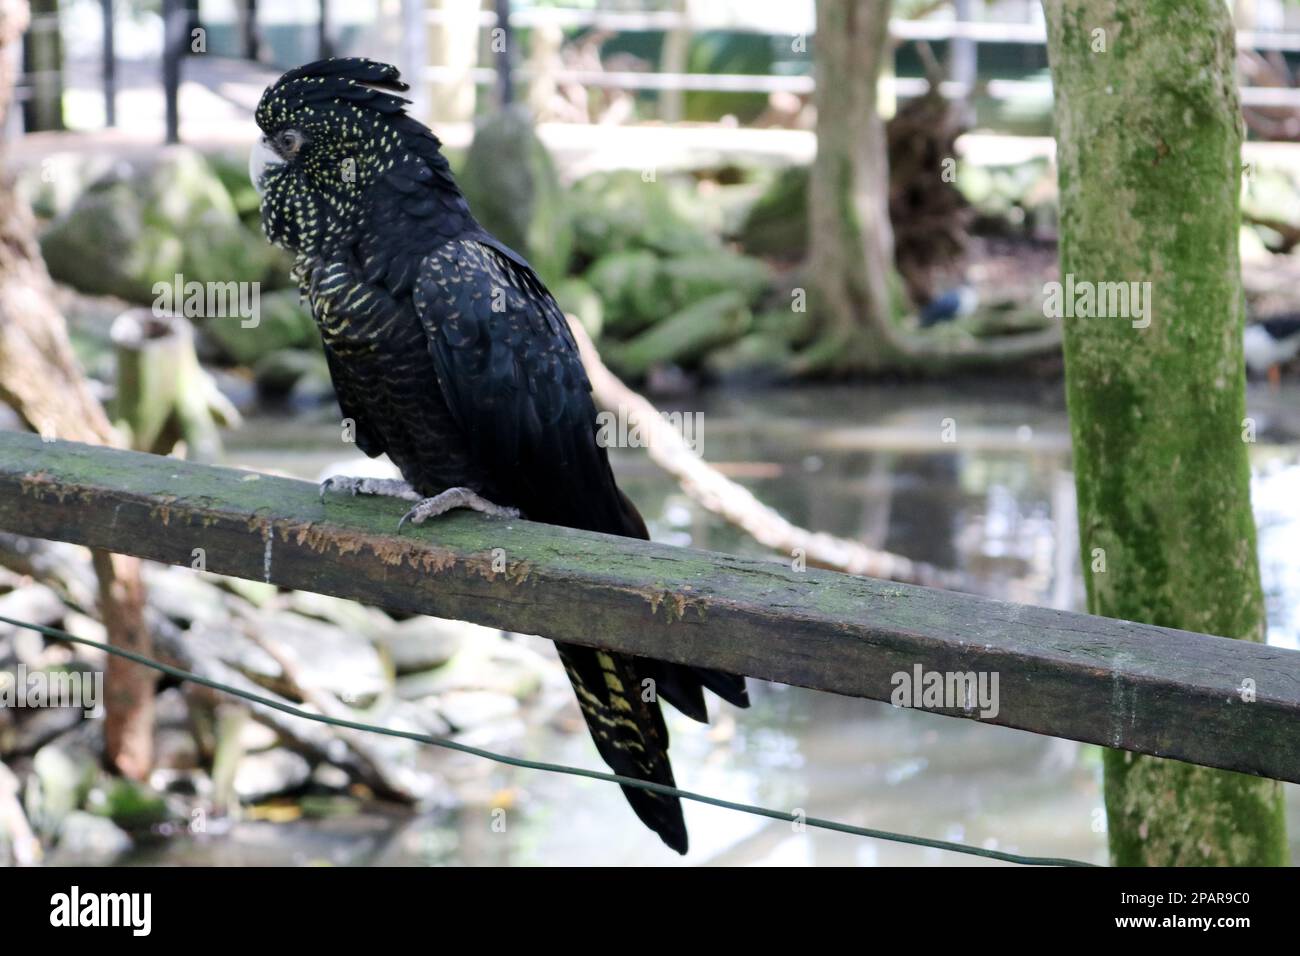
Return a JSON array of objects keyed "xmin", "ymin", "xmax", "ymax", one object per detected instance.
[{"xmin": 1, "ymin": 430, "xmax": 1297, "ymax": 784}]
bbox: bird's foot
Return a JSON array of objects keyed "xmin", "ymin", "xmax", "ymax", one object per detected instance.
[
  {"xmin": 398, "ymin": 487, "xmax": 520, "ymax": 529},
  {"xmin": 319, "ymin": 475, "xmax": 422, "ymax": 502}
]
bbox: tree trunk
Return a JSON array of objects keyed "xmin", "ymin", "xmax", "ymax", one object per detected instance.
[
  {"xmin": 803, "ymin": 0, "xmax": 1062, "ymax": 376},
  {"xmin": 806, "ymin": 0, "xmax": 898, "ymax": 373},
  {"xmin": 0, "ymin": 0, "xmax": 155, "ymax": 780},
  {"xmin": 1043, "ymin": 0, "xmax": 1286, "ymax": 865}
]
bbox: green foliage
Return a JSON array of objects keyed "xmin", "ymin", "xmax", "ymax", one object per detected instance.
[
  {"xmin": 568, "ymin": 170, "xmax": 717, "ymax": 261},
  {"xmin": 683, "ymin": 31, "xmax": 773, "ymax": 123}
]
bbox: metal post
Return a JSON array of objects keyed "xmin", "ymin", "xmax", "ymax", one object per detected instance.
[
  {"xmin": 950, "ymin": 0, "xmax": 977, "ymax": 95},
  {"xmin": 242, "ymin": 0, "xmax": 262, "ymax": 62},
  {"xmin": 318, "ymin": 0, "xmax": 334, "ymax": 60},
  {"xmin": 101, "ymin": 0, "xmax": 115, "ymax": 126},
  {"xmin": 162, "ymin": 0, "xmax": 184, "ymax": 143},
  {"xmin": 494, "ymin": 0, "xmax": 514, "ymax": 107}
]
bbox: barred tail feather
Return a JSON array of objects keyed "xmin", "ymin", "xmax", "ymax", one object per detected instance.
[{"xmin": 555, "ymin": 643, "xmax": 689, "ymax": 854}]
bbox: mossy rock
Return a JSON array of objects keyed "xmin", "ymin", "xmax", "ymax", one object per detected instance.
[
  {"xmin": 207, "ymin": 149, "xmax": 265, "ymax": 223},
  {"xmin": 737, "ymin": 165, "xmax": 809, "ymax": 259},
  {"xmin": 702, "ymin": 331, "xmax": 793, "ymax": 381},
  {"xmin": 584, "ymin": 249, "xmax": 664, "ymax": 335},
  {"xmin": 458, "ymin": 106, "xmax": 573, "ymax": 286},
  {"xmin": 200, "ymin": 289, "xmax": 318, "ymax": 366},
  {"xmin": 17, "ymin": 152, "xmax": 127, "ymax": 220},
  {"xmin": 87, "ymin": 777, "xmax": 171, "ymax": 830},
  {"xmin": 40, "ymin": 147, "xmax": 290, "ymax": 303},
  {"xmin": 253, "ymin": 346, "xmax": 330, "ymax": 396},
  {"xmin": 658, "ymin": 250, "xmax": 771, "ymax": 309},
  {"xmin": 606, "ymin": 290, "xmax": 751, "ymax": 376}
]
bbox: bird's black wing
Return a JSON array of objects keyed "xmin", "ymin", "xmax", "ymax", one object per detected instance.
[
  {"xmin": 320, "ymin": 341, "xmax": 386, "ymax": 458},
  {"xmin": 412, "ymin": 236, "xmax": 633, "ymax": 532},
  {"xmin": 411, "ymin": 237, "xmax": 746, "ymax": 852}
]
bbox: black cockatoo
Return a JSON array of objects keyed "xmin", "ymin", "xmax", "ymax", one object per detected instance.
[{"xmin": 249, "ymin": 57, "xmax": 748, "ymax": 853}]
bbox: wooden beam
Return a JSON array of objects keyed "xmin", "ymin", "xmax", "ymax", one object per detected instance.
[{"xmin": 0, "ymin": 431, "xmax": 1297, "ymax": 784}]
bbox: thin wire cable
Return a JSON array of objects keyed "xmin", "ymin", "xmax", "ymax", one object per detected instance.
[{"xmin": 0, "ymin": 612, "xmax": 1098, "ymax": 867}]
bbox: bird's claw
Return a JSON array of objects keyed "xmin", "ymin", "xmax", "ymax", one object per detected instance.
[
  {"xmin": 319, "ymin": 475, "xmax": 420, "ymax": 503},
  {"xmin": 397, "ymin": 487, "xmax": 520, "ymax": 530}
]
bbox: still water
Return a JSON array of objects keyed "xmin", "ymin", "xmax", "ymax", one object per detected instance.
[{"xmin": 150, "ymin": 381, "xmax": 1300, "ymax": 866}]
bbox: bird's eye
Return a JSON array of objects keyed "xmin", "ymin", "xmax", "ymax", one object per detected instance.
[{"xmin": 275, "ymin": 129, "xmax": 306, "ymax": 158}]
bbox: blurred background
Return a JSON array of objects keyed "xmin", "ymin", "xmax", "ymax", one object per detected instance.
[{"xmin": 1, "ymin": 0, "xmax": 1299, "ymax": 866}]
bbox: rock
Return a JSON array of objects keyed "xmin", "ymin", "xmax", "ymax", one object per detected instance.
[
  {"xmin": 396, "ymin": 634, "xmax": 547, "ymax": 701},
  {"xmin": 243, "ymin": 610, "xmax": 388, "ymax": 707},
  {"xmin": 12, "ymin": 705, "xmax": 88, "ymax": 755},
  {"xmin": 218, "ymin": 576, "xmax": 278, "ymax": 608},
  {"xmin": 86, "ymin": 777, "xmax": 171, "ymax": 830},
  {"xmin": 234, "ymin": 749, "xmax": 312, "ymax": 801},
  {"xmin": 18, "ymin": 152, "xmax": 130, "ymax": 220},
  {"xmin": 253, "ymin": 346, "xmax": 329, "ymax": 396},
  {"xmin": 206, "ymin": 150, "xmax": 264, "ymax": 223},
  {"xmin": 311, "ymin": 763, "xmax": 353, "ymax": 791},
  {"xmin": 200, "ymin": 288, "xmax": 317, "ymax": 366},
  {"xmin": 584, "ymin": 249, "xmax": 663, "ymax": 334},
  {"xmin": 658, "ymin": 249, "xmax": 770, "ymax": 309},
  {"xmin": 374, "ymin": 616, "xmax": 490, "ymax": 675},
  {"xmin": 28, "ymin": 742, "xmax": 97, "ymax": 833},
  {"xmin": 288, "ymin": 360, "xmax": 338, "ymax": 407},
  {"xmin": 153, "ymin": 687, "xmax": 192, "ymax": 726},
  {"xmin": 737, "ymin": 164, "xmax": 809, "ymax": 258},
  {"xmin": 458, "ymin": 106, "xmax": 573, "ymax": 286},
  {"xmin": 143, "ymin": 564, "xmax": 241, "ymax": 628},
  {"xmin": 51, "ymin": 811, "xmax": 132, "ymax": 863},
  {"xmin": 154, "ymin": 727, "xmax": 201, "ymax": 770},
  {"xmin": 286, "ymin": 591, "xmax": 391, "ymax": 643},
  {"xmin": 40, "ymin": 147, "xmax": 289, "ymax": 303},
  {"xmin": 0, "ymin": 584, "xmax": 69, "ymax": 655},
  {"xmin": 435, "ymin": 690, "xmax": 519, "ymax": 730},
  {"xmin": 607, "ymin": 290, "xmax": 752, "ymax": 376},
  {"xmin": 238, "ymin": 720, "xmax": 280, "ymax": 753},
  {"xmin": 702, "ymin": 330, "xmax": 793, "ymax": 381},
  {"xmin": 60, "ymin": 610, "xmax": 108, "ymax": 657}
]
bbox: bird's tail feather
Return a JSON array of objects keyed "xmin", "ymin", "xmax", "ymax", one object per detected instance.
[
  {"xmin": 555, "ymin": 643, "xmax": 689, "ymax": 854},
  {"xmin": 613, "ymin": 490, "xmax": 752, "ymax": 720}
]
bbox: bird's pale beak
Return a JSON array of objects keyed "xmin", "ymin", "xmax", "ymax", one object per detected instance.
[{"xmin": 249, "ymin": 136, "xmax": 281, "ymax": 195}]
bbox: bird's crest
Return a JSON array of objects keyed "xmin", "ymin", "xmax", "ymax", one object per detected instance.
[{"xmin": 255, "ymin": 57, "xmax": 412, "ymax": 130}]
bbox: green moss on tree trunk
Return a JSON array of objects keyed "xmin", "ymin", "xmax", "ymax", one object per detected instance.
[{"xmin": 1043, "ymin": 0, "xmax": 1287, "ymax": 865}]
